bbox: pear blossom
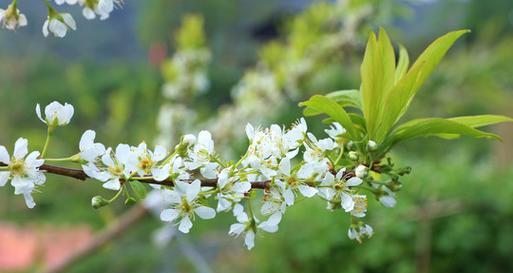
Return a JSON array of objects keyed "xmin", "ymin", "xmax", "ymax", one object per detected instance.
[
  {"xmin": 184, "ymin": 131, "xmax": 219, "ymax": 179},
  {"xmin": 276, "ymin": 158, "xmax": 318, "ymax": 206},
  {"xmin": 79, "ymin": 130, "xmax": 105, "ymax": 162},
  {"xmin": 160, "ymin": 180, "xmax": 216, "ymax": 233},
  {"xmin": 128, "ymin": 142, "xmax": 170, "ymax": 181},
  {"xmin": 325, "ymin": 122, "xmax": 346, "ymax": 139},
  {"xmin": 229, "ymin": 204, "xmax": 256, "ymax": 250},
  {"xmin": 0, "ymin": 5, "xmax": 27, "ymax": 30},
  {"xmin": 216, "ymin": 168, "xmax": 251, "ymax": 212},
  {"xmin": 348, "ymin": 224, "xmax": 373, "ymax": 243},
  {"xmin": 350, "ymin": 194, "xmax": 368, "ymax": 218},
  {"xmin": 79, "ymin": 0, "xmax": 119, "ymax": 20},
  {"xmin": 90, "ymin": 145, "xmax": 135, "ymax": 190},
  {"xmin": 0, "ymin": 138, "xmax": 45, "ymax": 208},
  {"xmin": 42, "ymin": 13, "xmax": 76, "ymax": 38},
  {"xmin": 261, "ymin": 184, "xmax": 287, "ymax": 216},
  {"xmin": 319, "ymin": 169, "xmax": 363, "ymax": 211},
  {"xmin": 36, "ymin": 101, "xmax": 74, "ymax": 126},
  {"xmin": 378, "ymin": 187, "xmax": 397, "ymax": 208},
  {"xmin": 297, "ymin": 133, "xmax": 336, "ymax": 179},
  {"xmin": 229, "ymin": 204, "xmax": 282, "ymax": 250}
]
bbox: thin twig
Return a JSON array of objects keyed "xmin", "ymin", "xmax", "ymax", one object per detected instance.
[{"xmin": 41, "ymin": 205, "xmax": 149, "ymax": 273}]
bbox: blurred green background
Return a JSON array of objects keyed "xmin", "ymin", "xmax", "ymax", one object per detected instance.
[{"xmin": 0, "ymin": 0, "xmax": 513, "ymax": 272}]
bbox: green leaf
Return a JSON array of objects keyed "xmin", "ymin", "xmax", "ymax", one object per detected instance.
[
  {"xmin": 303, "ymin": 90, "xmax": 361, "ymax": 117},
  {"xmin": 360, "ymin": 28, "xmax": 396, "ymax": 140},
  {"xmin": 327, "ymin": 89, "xmax": 361, "ymax": 109},
  {"xmin": 299, "ymin": 95, "xmax": 358, "ymax": 139},
  {"xmin": 389, "ymin": 118, "xmax": 500, "ymax": 146},
  {"xmin": 394, "ymin": 44, "xmax": 409, "ymax": 83},
  {"xmin": 448, "ymin": 115, "xmax": 513, "ymax": 128},
  {"xmin": 376, "ymin": 30, "xmax": 470, "ymax": 142},
  {"xmin": 130, "ymin": 182, "xmax": 148, "ymax": 201}
]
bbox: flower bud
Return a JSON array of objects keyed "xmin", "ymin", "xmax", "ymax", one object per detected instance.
[
  {"xmin": 367, "ymin": 140, "xmax": 377, "ymax": 151},
  {"xmin": 91, "ymin": 195, "xmax": 110, "ymax": 209},
  {"xmin": 182, "ymin": 134, "xmax": 196, "ymax": 146},
  {"xmin": 348, "ymin": 151, "xmax": 358, "ymax": 161},
  {"xmin": 354, "ymin": 165, "xmax": 368, "ymax": 178}
]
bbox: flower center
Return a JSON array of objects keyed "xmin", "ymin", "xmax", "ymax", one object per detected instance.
[
  {"xmin": 180, "ymin": 198, "xmax": 192, "ymax": 213},
  {"xmin": 10, "ymin": 160, "xmax": 25, "ymax": 176},
  {"xmin": 138, "ymin": 157, "xmax": 153, "ymax": 172},
  {"xmin": 109, "ymin": 165, "xmax": 124, "ymax": 176}
]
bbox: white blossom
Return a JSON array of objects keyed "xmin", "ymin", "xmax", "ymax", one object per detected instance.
[
  {"xmin": 216, "ymin": 168, "xmax": 251, "ymax": 212},
  {"xmin": 42, "ymin": 13, "xmax": 76, "ymax": 38},
  {"xmin": 79, "ymin": 130, "xmax": 105, "ymax": 163},
  {"xmin": 128, "ymin": 142, "xmax": 170, "ymax": 181},
  {"xmin": 0, "ymin": 5, "xmax": 27, "ymax": 30},
  {"xmin": 229, "ymin": 204, "xmax": 256, "ymax": 250},
  {"xmin": 325, "ymin": 122, "xmax": 346, "ymax": 139},
  {"xmin": 319, "ymin": 169, "xmax": 362, "ymax": 212},
  {"xmin": 0, "ymin": 138, "xmax": 45, "ymax": 208},
  {"xmin": 36, "ymin": 101, "xmax": 74, "ymax": 126},
  {"xmin": 348, "ymin": 224, "xmax": 373, "ymax": 243},
  {"xmin": 92, "ymin": 145, "xmax": 135, "ymax": 190},
  {"xmin": 160, "ymin": 180, "xmax": 216, "ymax": 233}
]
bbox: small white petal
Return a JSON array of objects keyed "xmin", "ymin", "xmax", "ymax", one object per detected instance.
[
  {"xmin": 23, "ymin": 193, "xmax": 36, "ymax": 209},
  {"xmin": 0, "ymin": 171, "xmax": 10, "ymax": 187},
  {"xmin": 103, "ymin": 178, "xmax": 121, "ymax": 190},
  {"xmin": 13, "ymin": 138, "xmax": 28, "ymax": 159},
  {"xmin": 244, "ymin": 230, "xmax": 255, "ymax": 250},
  {"xmin": 185, "ymin": 180, "xmax": 201, "ymax": 202},
  {"xmin": 346, "ymin": 177, "xmax": 362, "ymax": 187},
  {"xmin": 160, "ymin": 209, "xmax": 179, "ymax": 222},
  {"xmin": 152, "ymin": 164, "xmax": 170, "ymax": 181},
  {"xmin": 194, "ymin": 206, "xmax": 216, "ymax": 219},
  {"xmin": 0, "ymin": 146, "xmax": 10, "ymax": 164},
  {"xmin": 35, "ymin": 104, "xmax": 46, "ymax": 124},
  {"xmin": 228, "ymin": 223, "xmax": 245, "ymax": 236},
  {"xmin": 298, "ymin": 185, "xmax": 318, "ymax": 198},
  {"xmin": 178, "ymin": 216, "xmax": 193, "ymax": 233}
]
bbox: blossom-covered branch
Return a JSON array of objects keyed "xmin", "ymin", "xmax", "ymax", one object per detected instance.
[{"xmin": 1, "ymin": 28, "xmax": 511, "ymax": 250}]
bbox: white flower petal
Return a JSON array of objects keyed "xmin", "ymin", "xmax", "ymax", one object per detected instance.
[
  {"xmin": 13, "ymin": 138, "xmax": 28, "ymax": 159},
  {"xmin": 185, "ymin": 179, "xmax": 201, "ymax": 202},
  {"xmin": 194, "ymin": 206, "xmax": 216, "ymax": 219},
  {"xmin": 35, "ymin": 104, "xmax": 46, "ymax": 124},
  {"xmin": 178, "ymin": 216, "xmax": 193, "ymax": 233},
  {"xmin": 160, "ymin": 208, "xmax": 179, "ymax": 222},
  {"xmin": 0, "ymin": 146, "xmax": 10, "ymax": 164},
  {"xmin": 0, "ymin": 171, "xmax": 10, "ymax": 187},
  {"xmin": 23, "ymin": 192, "xmax": 36, "ymax": 209},
  {"xmin": 298, "ymin": 185, "xmax": 318, "ymax": 198},
  {"xmin": 103, "ymin": 178, "xmax": 121, "ymax": 190},
  {"xmin": 244, "ymin": 230, "xmax": 255, "ymax": 250}
]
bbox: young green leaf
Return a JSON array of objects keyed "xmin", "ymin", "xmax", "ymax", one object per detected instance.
[
  {"xmin": 448, "ymin": 115, "xmax": 513, "ymax": 128},
  {"xmin": 303, "ymin": 89, "xmax": 361, "ymax": 117},
  {"xmin": 394, "ymin": 44, "xmax": 409, "ymax": 83},
  {"xmin": 376, "ymin": 30, "xmax": 470, "ymax": 142},
  {"xmin": 360, "ymin": 28, "xmax": 396, "ymax": 140},
  {"xmin": 388, "ymin": 118, "xmax": 500, "ymax": 146},
  {"xmin": 299, "ymin": 95, "xmax": 358, "ymax": 139}
]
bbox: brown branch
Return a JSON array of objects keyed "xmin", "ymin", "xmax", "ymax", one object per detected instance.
[
  {"xmin": 3, "ymin": 162, "xmax": 366, "ymax": 190},
  {"xmin": 27, "ymin": 163, "xmax": 272, "ymax": 189},
  {"xmin": 41, "ymin": 205, "xmax": 149, "ymax": 273}
]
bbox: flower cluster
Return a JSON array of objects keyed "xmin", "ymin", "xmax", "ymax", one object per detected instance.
[
  {"xmin": 0, "ymin": 0, "xmax": 121, "ymax": 37},
  {"xmin": 0, "ymin": 100, "xmax": 409, "ymax": 250}
]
